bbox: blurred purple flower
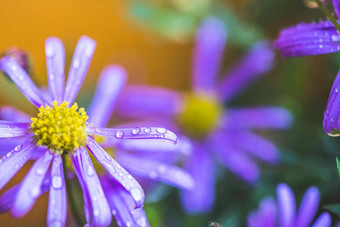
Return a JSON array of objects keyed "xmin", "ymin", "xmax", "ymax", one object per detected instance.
[
  {"xmin": 115, "ymin": 17, "xmax": 292, "ymax": 214},
  {"xmin": 275, "ymin": 1, "xmax": 340, "ymax": 57},
  {"xmin": 0, "ymin": 36, "xmax": 178, "ymax": 227},
  {"xmin": 248, "ymin": 183, "xmax": 331, "ymax": 227}
]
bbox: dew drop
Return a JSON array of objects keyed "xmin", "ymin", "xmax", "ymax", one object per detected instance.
[
  {"xmin": 127, "ymin": 174, "xmax": 133, "ymax": 180},
  {"xmin": 116, "ymin": 130, "xmax": 124, "ymax": 139},
  {"xmin": 14, "ymin": 145, "xmax": 22, "ymax": 152},
  {"xmin": 105, "ymin": 155, "xmax": 112, "ymax": 161},
  {"xmin": 85, "ymin": 46, "xmax": 94, "ymax": 57},
  {"xmin": 156, "ymin": 127, "xmax": 167, "ymax": 134},
  {"xmin": 126, "ymin": 221, "xmax": 132, "ymax": 227},
  {"xmin": 73, "ymin": 60, "xmax": 80, "ymax": 68},
  {"xmin": 132, "ymin": 127, "xmax": 141, "ymax": 135},
  {"xmin": 130, "ymin": 187, "xmax": 143, "ymax": 203},
  {"xmin": 30, "ymin": 187, "xmax": 40, "ymax": 197},
  {"xmin": 52, "ymin": 175, "xmax": 63, "ymax": 189},
  {"xmin": 137, "ymin": 216, "xmax": 147, "ymax": 226},
  {"xmin": 46, "ymin": 46, "xmax": 54, "ymax": 57},
  {"xmin": 49, "ymin": 74, "xmax": 55, "ymax": 81},
  {"xmin": 36, "ymin": 168, "xmax": 45, "ymax": 175},
  {"xmin": 94, "ymin": 209, "xmax": 99, "ymax": 216},
  {"xmin": 112, "ymin": 209, "xmax": 117, "ymax": 215},
  {"xmin": 6, "ymin": 152, "xmax": 12, "ymax": 158},
  {"xmin": 87, "ymin": 166, "xmax": 95, "ymax": 176},
  {"xmin": 144, "ymin": 127, "xmax": 151, "ymax": 133}
]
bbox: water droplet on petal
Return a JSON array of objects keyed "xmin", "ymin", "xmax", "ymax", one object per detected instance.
[
  {"xmin": 137, "ymin": 216, "xmax": 147, "ymax": 227},
  {"xmin": 73, "ymin": 60, "xmax": 80, "ymax": 68},
  {"xmin": 130, "ymin": 187, "xmax": 144, "ymax": 203},
  {"xmin": 116, "ymin": 130, "xmax": 124, "ymax": 139},
  {"xmin": 132, "ymin": 127, "xmax": 141, "ymax": 135},
  {"xmin": 46, "ymin": 46, "xmax": 54, "ymax": 57},
  {"xmin": 112, "ymin": 209, "xmax": 117, "ymax": 215},
  {"xmin": 156, "ymin": 127, "xmax": 167, "ymax": 134},
  {"xmin": 6, "ymin": 152, "xmax": 12, "ymax": 158},
  {"xmin": 126, "ymin": 221, "xmax": 132, "ymax": 227},
  {"xmin": 36, "ymin": 168, "xmax": 45, "ymax": 175},
  {"xmin": 30, "ymin": 187, "xmax": 40, "ymax": 197},
  {"xmin": 14, "ymin": 145, "xmax": 22, "ymax": 152},
  {"xmin": 94, "ymin": 209, "xmax": 99, "ymax": 216},
  {"xmin": 105, "ymin": 155, "xmax": 112, "ymax": 161},
  {"xmin": 52, "ymin": 175, "xmax": 63, "ymax": 189},
  {"xmin": 144, "ymin": 128, "xmax": 151, "ymax": 133},
  {"xmin": 87, "ymin": 166, "xmax": 95, "ymax": 176}
]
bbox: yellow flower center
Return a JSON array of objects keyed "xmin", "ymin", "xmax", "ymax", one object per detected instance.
[
  {"xmin": 177, "ymin": 93, "xmax": 222, "ymax": 138},
  {"xmin": 30, "ymin": 101, "xmax": 88, "ymax": 154}
]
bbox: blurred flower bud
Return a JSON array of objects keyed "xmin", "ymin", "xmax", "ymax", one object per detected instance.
[{"xmin": 304, "ymin": 0, "xmax": 326, "ymax": 9}]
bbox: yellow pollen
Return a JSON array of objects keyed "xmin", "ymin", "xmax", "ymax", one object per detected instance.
[
  {"xmin": 177, "ymin": 93, "xmax": 222, "ymax": 138},
  {"xmin": 30, "ymin": 101, "xmax": 88, "ymax": 154}
]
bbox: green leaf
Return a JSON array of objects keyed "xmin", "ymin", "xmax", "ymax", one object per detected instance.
[{"xmin": 324, "ymin": 204, "xmax": 340, "ymax": 217}]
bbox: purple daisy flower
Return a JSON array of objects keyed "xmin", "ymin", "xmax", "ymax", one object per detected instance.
[
  {"xmin": 274, "ymin": 1, "xmax": 340, "ymax": 57},
  {"xmin": 115, "ymin": 17, "xmax": 292, "ymax": 214},
  {"xmin": 248, "ymin": 183, "xmax": 331, "ymax": 227},
  {"xmin": 0, "ymin": 36, "xmax": 177, "ymax": 226}
]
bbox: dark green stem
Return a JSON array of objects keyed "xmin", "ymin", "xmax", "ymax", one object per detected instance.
[
  {"xmin": 62, "ymin": 154, "xmax": 84, "ymax": 227},
  {"xmin": 314, "ymin": 0, "xmax": 340, "ymax": 32}
]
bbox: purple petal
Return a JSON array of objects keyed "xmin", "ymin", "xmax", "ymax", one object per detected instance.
[
  {"xmin": 311, "ymin": 212, "xmax": 331, "ymax": 227},
  {"xmin": 295, "ymin": 186, "xmax": 320, "ymax": 227},
  {"xmin": 11, "ymin": 150, "xmax": 53, "ymax": 217},
  {"xmin": 274, "ymin": 20, "xmax": 340, "ymax": 57},
  {"xmin": 223, "ymin": 131, "xmax": 279, "ymax": 164},
  {"xmin": 116, "ymin": 151, "xmax": 194, "ymax": 190},
  {"xmin": 0, "ymin": 184, "xmax": 20, "ymax": 213},
  {"xmin": 0, "ymin": 121, "xmax": 30, "ymax": 138},
  {"xmin": 210, "ymin": 130, "xmax": 259, "ymax": 182},
  {"xmin": 323, "ymin": 69, "xmax": 340, "ymax": 133},
  {"xmin": 0, "ymin": 106, "xmax": 30, "ymax": 122},
  {"xmin": 0, "ymin": 140, "xmax": 35, "ymax": 190},
  {"xmin": 0, "ymin": 57, "xmax": 46, "ymax": 107},
  {"xmin": 192, "ymin": 17, "xmax": 227, "ymax": 92},
  {"xmin": 116, "ymin": 85, "xmax": 183, "ymax": 119},
  {"xmin": 101, "ymin": 177, "xmax": 150, "ymax": 227},
  {"xmin": 218, "ymin": 41, "xmax": 274, "ymax": 101},
  {"xmin": 71, "ymin": 148, "xmax": 111, "ymax": 227},
  {"xmin": 180, "ymin": 142, "xmax": 215, "ymax": 214},
  {"xmin": 277, "ymin": 183, "xmax": 296, "ymax": 227},
  {"xmin": 86, "ymin": 137, "xmax": 145, "ymax": 208},
  {"xmin": 114, "ymin": 136, "xmax": 192, "ymax": 155},
  {"xmin": 88, "ymin": 65, "xmax": 127, "ymax": 127},
  {"xmin": 64, "ymin": 36, "xmax": 96, "ymax": 104},
  {"xmin": 86, "ymin": 126, "xmax": 177, "ymax": 144},
  {"xmin": 247, "ymin": 197, "xmax": 277, "ymax": 227},
  {"xmin": 45, "ymin": 37, "xmax": 65, "ymax": 103},
  {"xmin": 225, "ymin": 107, "xmax": 292, "ymax": 129},
  {"xmin": 47, "ymin": 155, "xmax": 67, "ymax": 227}
]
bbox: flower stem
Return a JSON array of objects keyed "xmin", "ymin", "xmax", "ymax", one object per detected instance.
[
  {"xmin": 62, "ymin": 154, "xmax": 85, "ymax": 227},
  {"xmin": 314, "ymin": 0, "xmax": 340, "ymax": 32}
]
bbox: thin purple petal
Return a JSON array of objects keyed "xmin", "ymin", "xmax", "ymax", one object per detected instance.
[
  {"xmin": 47, "ymin": 155, "xmax": 67, "ymax": 227},
  {"xmin": 192, "ymin": 17, "xmax": 227, "ymax": 92},
  {"xmin": 219, "ymin": 41, "xmax": 274, "ymax": 101},
  {"xmin": 45, "ymin": 37, "xmax": 65, "ymax": 103},
  {"xmin": 180, "ymin": 142, "xmax": 215, "ymax": 214},
  {"xmin": 0, "ymin": 140, "xmax": 35, "ymax": 190},
  {"xmin": 71, "ymin": 148, "xmax": 111, "ymax": 227},
  {"xmin": 247, "ymin": 197, "xmax": 276, "ymax": 227},
  {"xmin": 295, "ymin": 186, "xmax": 320, "ymax": 227},
  {"xmin": 224, "ymin": 131, "xmax": 279, "ymax": 164},
  {"xmin": 0, "ymin": 106, "xmax": 30, "ymax": 122},
  {"xmin": 311, "ymin": 212, "xmax": 331, "ymax": 227},
  {"xmin": 277, "ymin": 183, "xmax": 296, "ymax": 227},
  {"xmin": 88, "ymin": 65, "xmax": 127, "ymax": 127},
  {"xmin": 116, "ymin": 85, "xmax": 183, "ymax": 119},
  {"xmin": 225, "ymin": 107, "xmax": 292, "ymax": 129},
  {"xmin": 86, "ymin": 126, "xmax": 177, "ymax": 144},
  {"xmin": 116, "ymin": 151, "xmax": 194, "ymax": 190},
  {"xmin": 12, "ymin": 150, "xmax": 53, "ymax": 217},
  {"xmin": 0, "ymin": 121, "xmax": 30, "ymax": 138},
  {"xmin": 101, "ymin": 177, "xmax": 150, "ymax": 227},
  {"xmin": 64, "ymin": 36, "xmax": 96, "ymax": 104},
  {"xmin": 86, "ymin": 137, "xmax": 145, "ymax": 208},
  {"xmin": 0, "ymin": 57, "xmax": 46, "ymax": 107}
]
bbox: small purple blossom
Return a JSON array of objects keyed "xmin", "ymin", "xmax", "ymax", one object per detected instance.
[
  {"xmin": 247, "ymin": 183, "xmax": 331, "ymax": 227},
  {"xmin": 115, "ymin": 17, "xmax": 292, "ymax": 214},
  {"xmin": 275, "ymin": 1, "xmax": 340, "ymax": 57},
  {"xmin": 0, "ymin": 36, "xmax": 178, "ymax": 226}
]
